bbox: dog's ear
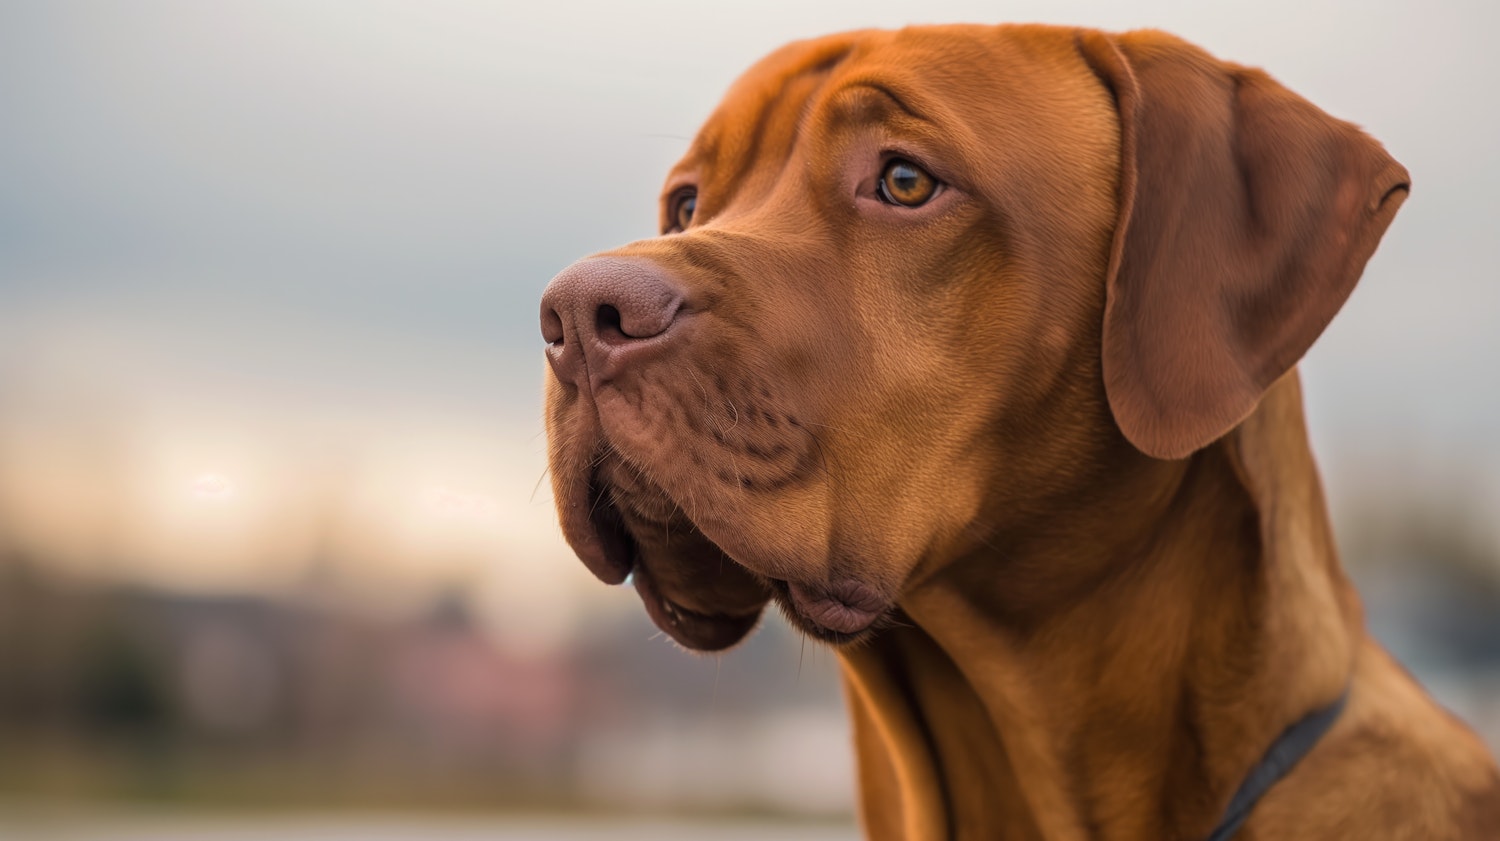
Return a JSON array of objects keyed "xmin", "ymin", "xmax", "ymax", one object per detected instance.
[{"xmin": 1075, "ymin": 30, "xmax": 1409, "ymax": 460}]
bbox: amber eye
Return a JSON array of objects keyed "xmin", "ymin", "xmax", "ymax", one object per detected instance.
[
  {"xmin": 877, "ymin": 159, "xmax": 939, "ymax": 207},
  {"xmin": 667, "ymin": 188, "xmax": 697, "ymax": 233}
]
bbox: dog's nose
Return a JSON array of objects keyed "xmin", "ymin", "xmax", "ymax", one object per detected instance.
[{"xmin": 540, "ymin": 257, "xmax": 685, "ymax": 385}]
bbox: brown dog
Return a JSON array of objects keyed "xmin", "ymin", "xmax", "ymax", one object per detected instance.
[{"xmin": 540, "ymin": 24, "xmax": 1500, "ymax": 840}]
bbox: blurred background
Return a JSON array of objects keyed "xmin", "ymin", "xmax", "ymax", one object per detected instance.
[{"xmin": 1, "ymin": 0, "xmax": 1497, "ymax": 838}]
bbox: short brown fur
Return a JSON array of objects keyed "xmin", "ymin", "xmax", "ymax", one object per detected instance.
[{"xmin": 542, "ymin": 24, "xmax": 1500, "ymax": 840}]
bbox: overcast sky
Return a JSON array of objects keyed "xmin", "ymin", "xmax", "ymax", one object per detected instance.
[{"xmin": 1, "ymin": 0, "xmax": 1496, "ymax": 603}]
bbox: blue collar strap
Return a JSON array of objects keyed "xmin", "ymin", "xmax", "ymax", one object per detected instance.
[{"xmin": 1204, "ymin": 689, "xmax": 1350, "ymax": 841}]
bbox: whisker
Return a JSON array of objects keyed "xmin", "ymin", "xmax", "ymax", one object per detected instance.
[
  {"xmin": 586, "ymin": 476, "xmax": 613, "ymax": 519},
  {"xmin": 687, "ymin": 369, "xmax": 715, "ymax": 412},
  {"xmin": 529, "ymin": 466, "xmax": 551, "ymax": 504},
  {"xmin": 725, "ymin": 450, "xmax": 749, "ymax": 496}
]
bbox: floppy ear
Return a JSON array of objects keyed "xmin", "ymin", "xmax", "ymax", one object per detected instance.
[{"xmin": 1075, "ymin": 30, "xmax": 1410, "ymax": 460}]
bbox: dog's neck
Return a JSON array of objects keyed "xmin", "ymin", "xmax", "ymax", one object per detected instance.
[{"xmin": 838, "ymin": 374, "xmax": 1363, "ymax": 841}]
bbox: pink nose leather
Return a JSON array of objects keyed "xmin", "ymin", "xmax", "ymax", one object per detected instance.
[{"xmin": 540, "ymin": 257, "xmax": 684, "ymax": 387}]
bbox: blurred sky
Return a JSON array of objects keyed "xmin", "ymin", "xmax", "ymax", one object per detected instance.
[{"xmin": 1, "ymin": 0, "xmax": 1498, "ymax": 645}]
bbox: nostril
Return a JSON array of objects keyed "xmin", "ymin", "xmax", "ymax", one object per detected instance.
[
  {"xmin": 596, "ymin": 304, "xmax": 624, "ymax": 338},
  {"xmin": 541, "ymin": 307, "xmax": 565, "ymax": 346},
  {"xmin": 596, "ymin": 298, "xmax": 681, "ymax": 342}
]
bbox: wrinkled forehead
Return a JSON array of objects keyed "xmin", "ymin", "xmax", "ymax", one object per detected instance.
[{"xmin": 687, "ymin": 28, "xmax": 1098, "ymax": 163}]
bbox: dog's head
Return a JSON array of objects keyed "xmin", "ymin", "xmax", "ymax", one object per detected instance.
[{"xmin": 540, "ymin": 25, "xmax": 1407, "ymax": 650}]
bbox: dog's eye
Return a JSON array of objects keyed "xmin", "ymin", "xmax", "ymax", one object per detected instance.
[
  {"xmin": 666, "ymin": 188, "xmax": 697, "ymax": 233},
  {"xmin": 877, "ymin": 159, "xmax": 939, "ymax": 207}
]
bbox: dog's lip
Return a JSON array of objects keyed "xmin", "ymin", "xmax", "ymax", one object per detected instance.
[
  {"xmin": 573, "ymin": 475, "xmax": 635, "ymax": 585},
  {"xmin": 575, "ymin": 465, "xmax": 766, "ymax": 651},
  {"xmin": 775, "ymin": 578, "xmax": 889, "ymax": 641},
  {"xmin": 630, "ymin": 561, "xmax": 764, "ymax": 652}
]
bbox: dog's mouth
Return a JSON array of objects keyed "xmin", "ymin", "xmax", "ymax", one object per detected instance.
[
  {"xmin": 572, "ymin": 458, "xmax": 891, "ymax": 650},
  {"xmin": 579, "ymin": 464, "xmax": 770, "ymax": 651}
]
